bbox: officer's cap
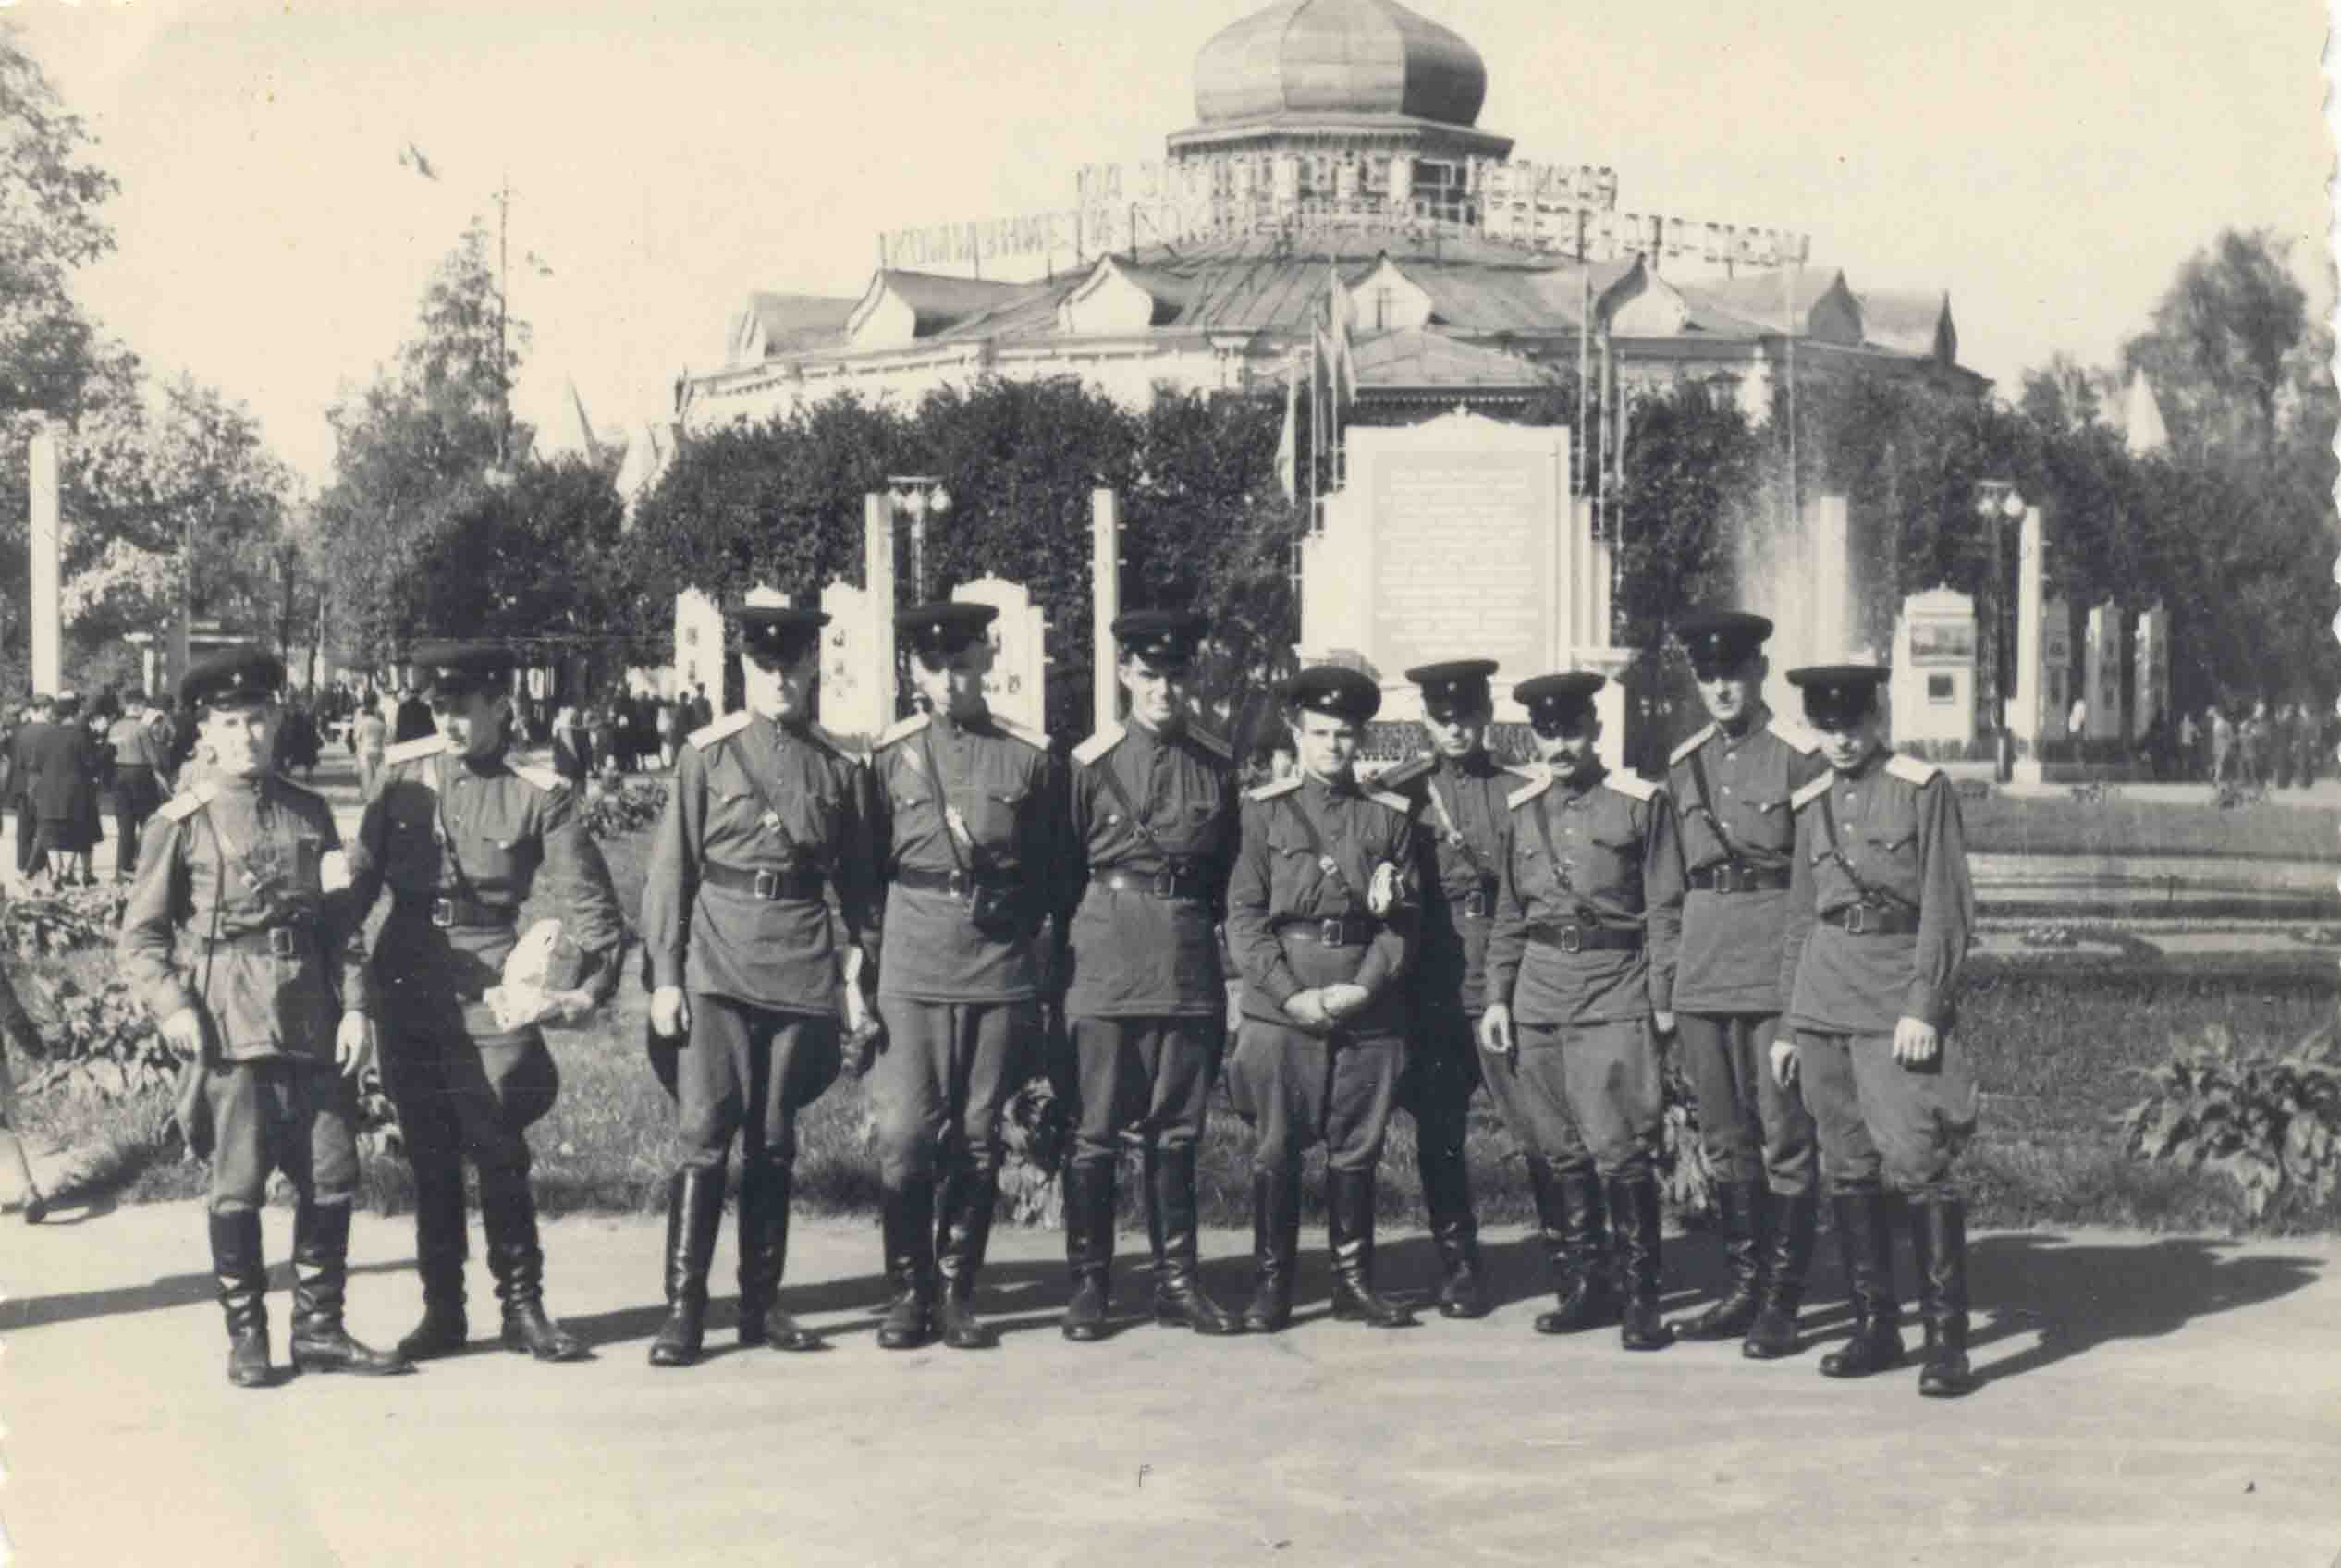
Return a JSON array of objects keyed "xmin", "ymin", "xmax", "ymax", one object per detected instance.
[
  {"xmin": 411, "ymin": 641, "xmax": 518, "ymax": 700},
  {"xmin": 180, "ymin": 645, "xmax": 286, "ymax": 711},
  {"xmin": 734, "ymin": 605, "xmax": 829, "ymax": 666},
  {"xmin": 1403, "ymin": 658, "xmax": 1499, "ymax": 719},
  {"xmin": 1283, "ymin": 665, "xmax": 1381, "ymax": 724},
  {"xmin": 1515, "ymin": 671, "xmax": 1606, "ymax": 732},
  {"xmin": 1787, "ymin": 664, "xmax": 1890, "ymax": 728},
  {"xmin": 1112, "ymin": 609, "xmax": 1207, "ymax": 668},
  {"xmin": 896, "ymin": 602, "xmax": 997, "ymax": 659},
  {"xmin": 1674, "ymin": 609, "xmax": 1774, "ymax": 674}
]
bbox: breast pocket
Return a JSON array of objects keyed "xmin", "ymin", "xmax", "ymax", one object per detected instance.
[
  {"xmin": 967, "ymin": 781, "xmax": 1029, "ymax": 848},
  {"xmin": 1862, "ymin": 826, "xmax": 1921, "ymax": 899},
  {"xmin": 1587, "ymin": 827, "xmax": 1644, "ymax": 897},
  {"xmin": 1742, "ymin": 797, "xmax": 1794, "ymax": 853},
  {"xmin": 1264, "ymin": 830, "xmax": 1328, "ymax": 904}
]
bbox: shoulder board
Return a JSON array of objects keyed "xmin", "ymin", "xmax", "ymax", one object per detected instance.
[
  {"xmin": 1767, "ymin": 717, "xmax": 1821, "ymax": 755},
  {"xmin": 1792, "ymin": 773, "xmax": 1835, "ymax": 811},
  {"xmin": 1885, "ymin": 753, "xmax": 1942, "ymax": 786},
  {"xmin": 1506, "ymin": 768, "xmax": 1554, "ymax": 811},
  {"xmin": 1668, "ymin": 723, "xmax": 1718, "ymax": 767},
  {"xmin": 509, "ymin": 764, "xmax": 565, "ymax": 793},
  {"xmin": 1374, "ymin": 755, "xmax": 1435, "ymax": 791},
  {"xmin": 688, "ymin": 710, "xmax": 753, "ymax": 750},
  {"xmin": 1246, "ymin": 777, "xmax": 1303, "ymax": 802},
  {"xmin": 991, "ymin": 716, "xmax": 1048, "ymax": 752},
  {"xmin": 1185, "ymin": 724, "xmax": 1232, "ymax": 762},
  {"xmin": 385, "ymin": 734, "xmax": 447, "ymax": 766},
  {"xmin": 1500, "ymin": 763, "xmax": 1539, "ymax": 781},
  {"xmin": 1605, "ymin": 771, "xmax": 1660, "ymax": 802},
  {"xmin": 1366, "ymin": 790, "xmax": 1413, "ymax": 815},
  {"xmin": 808, "ymin": 724, "xmax": 868, "ymax": 766},
  {"xmin": 876, "ymin": 713, "xmax": 931, "ymax": 750},
  {"xmin": 157, "ymin": 781, "xmax": 219, "ymax": 824},
  {"xmin": 271, "ymin": 772, "xmax": 324, "ymax": 800},
  {"xmin": 1071, "ymin": 722, "xmax": 1125, "ymax": 766}
]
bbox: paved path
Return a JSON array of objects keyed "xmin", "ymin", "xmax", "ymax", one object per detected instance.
[{"xmin": 3, "ymin": 1203, "xmax": 2335, "ymax": 1566}]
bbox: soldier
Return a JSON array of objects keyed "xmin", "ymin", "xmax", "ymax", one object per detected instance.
[
  {"xmin": 1372, "ymin": 658, "xmax": 1521, "ymax": 1320},
  {"xmin": 345, "ymin": 642, "xmax": 625, "ymax": 1366},
  {"xmin": 1779, "ymin": 665, "xmax": 1980, "ymax": 1397},
  {"xmin": 1479, "ymin": 672, "xmax": 1685, "ymax": 1352},
  {"xmin": 119, "ymin": 646, "xmax": 410, "ymax": 1387},
  {"xmin": 1224, "ymin": 666, "xmax": 1419, "ymax": 1333},
  {"xmin": 1054, "ymin": 609, "xmax": 1244, "ymax": 1342},
  {"xmin": 638, "ymin": 605, "xmax": 878, "ymax": 1365},
  {"xmin": 1662, "ymin": 611, "xmax": 1831, "ymax": 1357},
  {"xmin": 868, "ymin": 603, "xmax": 1061, "ymax": 1351}
]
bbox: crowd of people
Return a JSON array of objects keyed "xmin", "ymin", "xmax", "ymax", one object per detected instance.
[{"xmin": 2172, "ymin": 698, "xmax": 2336, "ymax": 790}]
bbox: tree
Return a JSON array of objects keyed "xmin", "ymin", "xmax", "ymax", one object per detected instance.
[
  {"xmin": 313, "ymin": 221, "xmax": 533, "ymax": 666},
  {"xmin": 0, "ymin": 24, "xmax": 120, "ymax": 423},
  {"xmin": 2120, "ymin": 228, "xmax": 2314, "ymax": 459}
]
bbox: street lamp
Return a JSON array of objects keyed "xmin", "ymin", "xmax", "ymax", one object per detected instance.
[
  {"xmin": 885, "ymin": 475, "xmax": 953, "ymax": 605},
  {"xmin": 1976, "ymin": 479, "xmax": 2027, "ymax": 781}
]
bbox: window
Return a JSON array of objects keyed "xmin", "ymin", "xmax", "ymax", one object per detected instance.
[{"xmin": 1927, "ymin": 675, "xmax": 1955, "ymax": 704}]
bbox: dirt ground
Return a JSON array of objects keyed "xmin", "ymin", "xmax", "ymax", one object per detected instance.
[{"xmin": 3, "ymin": 1202, "xmax": 2335, "ymax": 1567}]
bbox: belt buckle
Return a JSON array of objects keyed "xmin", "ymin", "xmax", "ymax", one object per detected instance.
[
  {"xmin": 753, "ymin": 868, "xmax": 780, "ymax": 900},
  {"xmin": 267, "ymin": 926, "xmax": 298, "ymax": 960},
  {"xmin": 1153, "ymin": 866, "xmax": 1179, "ymax": 900},
  {"xmin": 1319, "ymin": 917, "xmax": 1348, "ymax": 946},
  {"xmin": 1558, "ymin": 925, "xmax": 1582, "ymax": 954},
  {"xmin": 1845, "ymin": 904, "xmax": 1869, "ymax": 936},
  {"xmin": 946, "ymin": 867, "xmax": 970, "ymax": 900},
  {"xmin": 1462, "ymin": 888, "xmax": 1489, "ymax": 920},
  {"xmin": 1730, "ymin": 863, "xmax": 1753, "ymax": 893},
  {"xmin": 430, "ymin": 897, "xmax": 455, "ymax": 929}
]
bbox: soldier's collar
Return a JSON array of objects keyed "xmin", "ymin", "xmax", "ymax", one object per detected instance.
[
  {"xmin": 1558, "ymin": 763, "xmax": 1607, "ymax": 799},
  {"xmin": 1304, "ymin": 768, "xmax": 1359, "ymax": 799},
  {"xmin": 1833, "ymin": 743, "xmax": 1887, "ymax": 780},
  {"xmin": 213, "ymin": 771, "xmax": 264, "ymax": 797},
  {"xmin": 1443, "ymin": 749, "xmax": 1497, "ymax": 778},
  {"xmin": 1717, "ymin": 704, "xmax": 1769, "ymax": 742},
  {"xmin": 456, "ymin": 747, "xmax": 508, "ymax": 777}
]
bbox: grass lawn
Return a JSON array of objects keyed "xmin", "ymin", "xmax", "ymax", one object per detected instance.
[
  {"xmin": 1962, "ymin": 792, "xmax": 2340, "ymax": 861},
  {"xmin": 14, "ymin": 797, "xmax": 2341, "ymax": 1237}
]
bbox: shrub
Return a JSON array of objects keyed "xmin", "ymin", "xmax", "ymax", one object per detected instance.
[
  {"xmin": 1659, "ymin": 1055, "xmax": 1718, "ymax": 1220},
  {"xmin": 0, "ymin": 886, "xmax": 128, "ymax": 957},
  {"xmin": 18, "ymin": 975, "xmax": 179, "ymax": 1104},
  {"xmin": 2115, "ymin": 1023, "xmax": 2341, "ymax": 1224},
  {"xmin": 582, "ymin": 779, "xmax": 670, "ymax": 840}
]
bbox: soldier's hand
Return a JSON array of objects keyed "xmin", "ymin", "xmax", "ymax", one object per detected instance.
[
  {"xmin": 841, "ymin": 984, "xmax": 871, "ymax": 1040},
  {"xmin": 1283, "ymin": 989, "xmax": 1330, "ymax": 1028},
  {"xmin": 335, "ymin": 1011, "xmax": 375, "ymax": 1079},
  {"xmin": 650, "ymin": 986, "xmax": 691, "ymax": 1039},
  {"xmin": 1892, "ymin": 1015, "xmax": 1940, "ymax": 1066},
  {"xmin": 1319, "ymin": 982, "xmax": 1370, "ymax": 1021},
  {"xmin": 1477, "ymin": 1003, "xmax": 1514, "ymax": 1057},
  {"xmin": 544, "ymin": 986, "xmax": 601, "ymax": 1026},
  {"xmin": 158, "ymin": 1006, "xmax": 209, "ymax": 1061},
  {"xmin": 1770, "ymin": 1038, "xmax": 1799, "ymax": 1089},
  {"xmin": 1652, "ymin": 1010, "xmax": 1676, "ymax": 1038}
]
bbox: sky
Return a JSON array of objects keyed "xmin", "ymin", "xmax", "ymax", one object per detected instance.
[{"xmin": 12, "ymin": 0, "xmax": 2335, "ymax": 488}]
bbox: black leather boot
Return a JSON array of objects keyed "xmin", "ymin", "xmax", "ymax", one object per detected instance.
[
  {"xmin": 876, "ymin": 1182, "xmax": 936, "ymax": 1350},
  {"xmin": 1531, "ymin": 1162, "xmax": 1616, "ymax": 1334},
  {"xmin": 1150, "ymin": 1146, "xmax": 1241, "ymax": 1335},
  {"xmin": 396, "ymin": 1161, "xmax": 469, "ymax": 1362},
  {"xmin": 289, "ymin": 1202, "xmax": 412, "ymax": 1376},
  {"xmin": 480, "ymin": 1167, "xmax": 591, "ymax": 1362},
  {"xmin": 1609, "ymin": 1174, "xmax": 1674, "ymax": 1352},
  {"xmin": 1912, "ymin": 1196, "xmax": 1977, "ymax": 1398},
  {"xmin": 1419, "ymin": 1122, "xmax": 1490, "ymax": 1320},
  {"xmin": 1680, "ymin": 1179, "xmax": 1764, "ymax": 1341},
  {"xmin": 1819, "ymin": 1186, "xmax": 1903, "ymax": 1378},
  {"xmin": 738, "ymin": 1160, "xmax": 819, "ymax": 1352},
  {"xmin": 1327, "ymin": 1168, "xmax": 1415, "ymax": 1328},
  {"xmin": 1060, "ymin": 1161, "xmax": 1113, "ymax": 1342},
  {"xmin": 210, "ymin": 1208, "xmax": 273, "ymax": 1390},
  {"xmin": 934, "ymin": 1165, "xmax": 998, "ymax": 1350},
  {"xmin": 1743, "ymin": 1188, "xmax": 1817, "ymax": 1361},
  {"xmin": 1241, "ymin": 1168, "xmax": 1300, "ymax": 1333},
  {"xmin": 647, "ymin": 1168, "xmax": 725, "ymax": 1367}
]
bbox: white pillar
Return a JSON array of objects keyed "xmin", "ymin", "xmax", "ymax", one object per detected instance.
[
  {"xmin": 864, "ymin": 494, "xmax": 898, "ymax": 725},
  {"xmin": 1092, "ymin": 488, "xmax": 1120, "ymax": 736},
  {"xmin": 2009, "ymin": 506, "xmax": 2047, "ymax": 771},
  {"xmin": 30, "ymin": 420, "xmax": 61, "ymax": 694}
]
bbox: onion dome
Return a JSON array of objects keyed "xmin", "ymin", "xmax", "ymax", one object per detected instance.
[{"xmin": 1193, "ymin": 0, "xmax": 1489, "ymax": 128}]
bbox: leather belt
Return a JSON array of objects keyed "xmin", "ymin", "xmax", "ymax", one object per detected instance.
[
  {"xmin": 1452, "ymin": 886, "xmax": 1496, "ymax": 920},
  {"xmin": 1524, "ymin": 922, "xmax": 1642, "ymax": 954},
  {"xmin": 702, "ymin": 862, "xmax": 827, "ymax": 902},
  {"xmin": 1822, "ymin": 903, "xmax": 1919, "ymax": 936},
  {"xmin": 206, "ymin": 924, "xmax": 313, "ymax": 960},
  {"xmin": 398, "ymin": 895, "xmax": 520, "ymax": 930},
  {"xmin": 1689, "ymin": 861, "xmax": 1791, "ymax": 894},
  {"xmin": 893, "ymin": 866, "xmax": 1023, "ymax": 897},
  {"xmin": 1273, "ymin": 914, "xmax": 1380, "ymax": 948},
  {"xmin": 1092, "ymin": 866, "xmax": 1211, "ymax": 901}
]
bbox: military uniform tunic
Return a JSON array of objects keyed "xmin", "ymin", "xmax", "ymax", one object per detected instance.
[
  {"xmin": 119, "ymin": 774, "xmax": 369, "ymax": 1211},
  {"xmin": 345, "ymin": 735, "xmax": 624, "ymax": 1177},
  {"xmin": 1222, "ymin": 773, "xmax": 1418, "ymax": 1173},
  {"xmin": 867, "ymin": 708, "xmax": 1060, "ymax": 1187},
  {"xmin": 1482, "ymin": 766, "xmax": 1685, "ymax": 1177},
  {"xmin": 640, "ymin": 710, "xmax": 877, "ymax": 1167},
  {"xmin": 1664, "ymin": 714, "xmax": 1827, "ymax": 1194},
  {"xmin": 1058, "ymin": 717, "xmax": 1238, "ymax": 1163},
  {"xmin": 1780, "ymin": 749, "xmax": 1979, "ymax": 1196}
]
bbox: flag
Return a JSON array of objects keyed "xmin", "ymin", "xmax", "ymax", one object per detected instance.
[
  {"xmin": 1324, "ymin": 262, "xmax": 1356, "ymax": 406},
  {"xmin": 398, "ymin": 141, "xmax": 440, "ymax": 181},
  {"xmin": 1275, "ymin": 353, "xmax": 1299, "ymax": 506},
  {"xmin": 569, "ymin": 379, "xmax": 601, "ymax": 465},
  {"xmin": 1312, "ymin": 325, "xmax": 1333, "ymax": 474}
]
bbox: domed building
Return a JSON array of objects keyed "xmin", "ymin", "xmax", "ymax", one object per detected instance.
[{"xmin": 664, "ymin": 0, "xmax": 1974, "ymax": 451}]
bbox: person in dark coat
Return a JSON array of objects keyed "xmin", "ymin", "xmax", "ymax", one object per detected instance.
[
  {"xmin": 9, "ymin": 698, "xmax": 53, "ymax": 882},
  {"xmin": 32, "ymin": 696, "xmax": 101, "ymax": 887},
  {"xmin": 392, "ymin": 684, "xmax": 435, "ymax": 745}
]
